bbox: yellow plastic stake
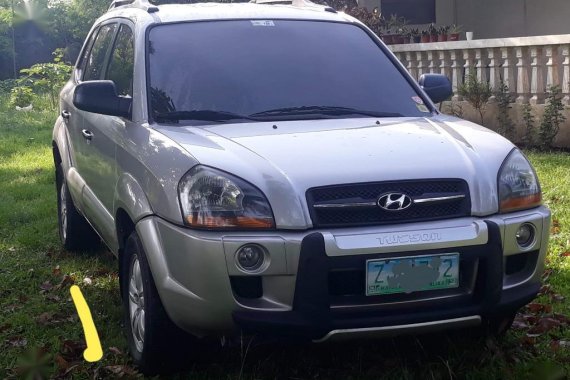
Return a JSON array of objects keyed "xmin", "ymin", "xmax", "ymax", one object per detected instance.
[{"xmin": 70, "ymin": 285, "xmax": 103, "ymax": 362}]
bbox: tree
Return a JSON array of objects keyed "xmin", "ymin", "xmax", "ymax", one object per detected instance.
[
  {"xmin": 538, "ymin": 85, "xmax": 566, "ymax": 150},
  {"xmin": 458, "ymin": 72, "xmax": 492, "ymax": 125},
  {"xmin": 494, "ymin": 80, "xmax": 515, "ymax": 140}
]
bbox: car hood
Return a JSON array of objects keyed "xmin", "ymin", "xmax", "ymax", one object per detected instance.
[{"xmin": 158, "ymin": 116, "xmax": 515, "ymax": 228}]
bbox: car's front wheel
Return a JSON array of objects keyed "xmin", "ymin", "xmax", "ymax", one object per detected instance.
[
  {"xmin": 486, "ymin": 311, "xmax": 517, "ymax": 336},
  {"xmin": 55, "ymin": 164, "xmax": 99, "ymax": 251},
  {"xmin": 122, "ymin": 231, "xmax": 196, "ymax": 374}
]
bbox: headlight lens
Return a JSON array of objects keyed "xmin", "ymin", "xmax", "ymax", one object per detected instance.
[
  {"xmin": 179, "ymin": 166, "xmax": 275, "ymax": 229},
  {"xmin": 498, "ymin": 149, "xmax": 541, "ymax": 213}
]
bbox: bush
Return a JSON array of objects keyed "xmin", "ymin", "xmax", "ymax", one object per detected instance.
[
  {"xmin": 494, "ymin": 81, "xmax": 515, "ymax": 140},
  {"xmin": 459, "ymin": 72, "xmax": 492, "ymax": 125},
  {"xmin": 521, "ymin": 102, "xmax": 536, "ymax": 148},
  {"xmin": 17, "ymin": 49, "xmax": 73, "ymax": 109},
  {"xmin": 538, "ymin": 85, "xmax": 566, "ymax": 150},
  {"xmin": 0, "ymin": 79, "xmax": 17, "ymax": 94},
  {"xmin": 9, "ymin": 86, "xmax": 34, "ymax": 108}
]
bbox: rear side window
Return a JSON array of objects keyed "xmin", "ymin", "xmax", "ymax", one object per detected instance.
[
  {"xmin": 106, "ymin": 24, "xmax": 135, "ymax": 97},
  {"xmin": 83, "ymin": 24, "xmax": 118, "ymax": 81},
  {"xmin": 76, "ymin": 29, "xmax": 99, "ymax": 80}
]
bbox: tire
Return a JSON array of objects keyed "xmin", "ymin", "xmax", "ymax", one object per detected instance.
[
  {"xmin": 485, "ymin": 312, "xmax": 517, "ymax": 337},
  {"xmin": 55, "ymin": 164, "xmax": 100, "ymax": 251},
  {"xmin": 122, "ymin": 231, "xmax": 196, "ymax": 374}
]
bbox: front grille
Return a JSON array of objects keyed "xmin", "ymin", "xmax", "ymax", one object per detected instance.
[{"xmin": 306, "ymin": 179, "xmax": 471, "ymax": 228}]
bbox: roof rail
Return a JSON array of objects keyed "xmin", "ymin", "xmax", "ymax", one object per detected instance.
[
  {"xmin": 250, "ymin": 0, "xmax": 337, "ymax": 13},
  {"xmin": 108, "ymin": 0, "xmax": 159, "ymax": 13}
]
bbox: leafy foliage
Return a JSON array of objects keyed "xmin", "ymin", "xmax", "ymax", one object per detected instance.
[
  {"xmin": 494, "ymin": 80, "xmax": 515, "ymax": 140},
  {"xmin": 9, "ymin": 85, "xmax": 33, "ymax": 107},
  {"xmin": 17, "ymin": 49, "xmax": 72, "ymax": 108},
  {"xmin": 458, "ymin": 72, "xmax": 492, "ymax": 124},
  {"xmin": 522, "ymin": 102, "xmax": 536, "ymax": 148},
  {"xmin": 0, "ymin": 78, "xmax": 16, "ymax": 93},
  {"xmin": 539, "ymin": 86, "xmax": 566, "ymax": 150}
]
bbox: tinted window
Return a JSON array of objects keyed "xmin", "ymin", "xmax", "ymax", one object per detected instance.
[
  {"xmin": 83, "ymin": 24, "xmax": 117, "ymax": 81},
  {"xmin": 148, "ymin": 20, "xmax": 427, "ymax": 122},
  {"xmin": 106, "ymin": 24, "xmax": 134, "ymax": 96},
  {"xmin": 76, "ymin": 29, "xmax": 99, "ymax": 79}
]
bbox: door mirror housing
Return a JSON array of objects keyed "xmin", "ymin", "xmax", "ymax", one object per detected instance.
[
  {"xmin": 418, "ymin": 74, "xmax": 453, "ymax": 104},
  {"xmin": 73, "ymin": 80, "xmax": 132, "ymax": 118}
]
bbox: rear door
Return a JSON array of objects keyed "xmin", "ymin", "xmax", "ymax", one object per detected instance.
[{"xmin": 70, "ymin": 22, "xmax": 119, "ymax": 240}]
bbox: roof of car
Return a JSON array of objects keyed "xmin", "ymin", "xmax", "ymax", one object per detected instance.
[{"xmin": 104, "ymin": 1, "xmax": 358, "ymax": 25}]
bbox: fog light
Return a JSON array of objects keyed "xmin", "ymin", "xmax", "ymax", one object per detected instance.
[
  {"xmin": 515, "ymin": 223, "xmax": 535, "ymax": 248},
  {"xmin": 235, "ymin": 244, "xmax": 266, "ymax": 272}
]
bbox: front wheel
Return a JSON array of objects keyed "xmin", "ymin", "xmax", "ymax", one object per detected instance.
[
  {"xmin": 122, "ymin": 231, "xmax": 196, "ymax": 374},
  {"xmin": 485, "ymin": 312, "xmax": 517, "ymax": 337}
]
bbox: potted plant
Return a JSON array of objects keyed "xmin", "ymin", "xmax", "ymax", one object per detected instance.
[
  {"xmin": 428, "ymin": 23, "xmax": 438, "ymax": 42},
  {"xmin": 438, "ymin": 26, "xmax": 450, "ymax": 42},
  {"xmin": 384, "ymin": 14, "xmax": 403, "ymax": 44},
  {"xmin": 394, "ymin": 17, "xmax": 409, "ymax": 44},
  {"xmin": 411, "ymin": 28, "xmax": 421, "ymax": 43},
  {"xmin": 449, "ymin": 24, "xmax": 462, "ymax": 41},
  {"xmin": 421, "ymin": 29, "xmax": 430, "ymax": 43},
  {"xmin": 401, "ymin": 28, "xmax": 411, "ymax": 44},
  {"xmin": 394, "ymin": 26, "xmax": 407, "ymax": 44}
]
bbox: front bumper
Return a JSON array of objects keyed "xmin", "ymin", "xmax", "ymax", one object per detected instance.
[{"xmin": 136, "ymin": 206, "xmax": 550, "ymax": 339}]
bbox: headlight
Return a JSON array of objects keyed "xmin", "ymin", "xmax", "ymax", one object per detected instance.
[
  {"xmin": 498, "ymin": 149, "xmax": 541, "ymax": 213},
  {"xmin": 178, "ymin": 165, "xmax": 275, "ymax": 229}
]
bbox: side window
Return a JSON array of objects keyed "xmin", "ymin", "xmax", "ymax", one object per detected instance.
[
  {"xmin": 106, "ymin": 25, "xmax": 134, "ymax": 97},
  {"xmin": 83, "ymin": 23, "xmax": 118, "ymax": 81},
  {"xmin": 76, "ymin": 28, "xmax": 100, "ymax": 80}
]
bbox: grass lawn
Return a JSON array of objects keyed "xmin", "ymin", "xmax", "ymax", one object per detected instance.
[{"xmin": 1, "ymin": 95, "xmax": 569, "ymax": 379}]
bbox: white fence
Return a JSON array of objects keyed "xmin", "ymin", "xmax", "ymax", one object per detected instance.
[{"xmin": 389, "ymin": 35, "xmax": 570, "ymax": 105}]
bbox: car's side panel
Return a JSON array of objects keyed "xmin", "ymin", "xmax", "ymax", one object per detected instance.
[
  {"xmin": 114, "ymin": 172, "xmax": 154, "ymax": 224},
  {"xmin": 82, "ymin": 183, "xmax": 118, "ymax": 253},
  {"xmin": 114, "ymin": 123, "xmax": 199, "ymax": 225},
  {"xmin": 65, "ymin": 168, "xmax": 86, "ymax": 214}
]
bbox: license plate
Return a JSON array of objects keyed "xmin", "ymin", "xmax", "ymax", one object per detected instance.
[{"xmin": 366, "ymin": 253, "xmax": 459, "ymax": 296}]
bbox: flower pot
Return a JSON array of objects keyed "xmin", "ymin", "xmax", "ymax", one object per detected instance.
[
  {"xmin": 449, "ymin": 33, "xmax": 460, "ymax": 41},
  {"xmin": 466, "ymin": 31, "xmax": 474, "ymax": 40},
  {"xmin": 430, "ymin": 34, "xmax": 438, "ymax": 43},
  {"xmin": 421, "ymin": 35, "xmax": 430, "ymax": 43},
  {"xmin": 393, "ymin": 34, "xmax": 404, "ymax": 44},
  {"xmin": 382, "ymin": 34, "xmax": 394, "ymax": 44},
  {"xmin": 413, "ymin": 36, "xmax": 421, "ymax": 43},
  {"xmin": 438, "ymin": 34, "xmax": 448, "ymax": 42},
  {"xmin": 402, "ymin": 36, "xmax": 411, "ymax": 44}
]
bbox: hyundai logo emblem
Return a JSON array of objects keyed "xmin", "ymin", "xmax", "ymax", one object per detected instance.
[{"xmin": 377, "ymin": 193, "xmax": 412, "ymax": 211}]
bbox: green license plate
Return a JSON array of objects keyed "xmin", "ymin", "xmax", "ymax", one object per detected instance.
[{"xmin": 366, "ymin": 253, "xmax": 460, "ymax": 296}]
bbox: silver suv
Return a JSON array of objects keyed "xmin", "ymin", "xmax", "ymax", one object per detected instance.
[{"xmin": 53, "ymin": 0, "xmax": 551, "ymax": 373}]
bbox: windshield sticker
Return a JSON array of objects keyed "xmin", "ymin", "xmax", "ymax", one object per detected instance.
[
  {"xmin": 412, "ymin": 96, "xmax": 424, "ymax": 105},
  {"xmin": 416, "ymin": 104, "xmax": 430, "ymax": 113},
  {"xmin": 251, "ymin": 20, "xmax": 275, "ymax": 27}
]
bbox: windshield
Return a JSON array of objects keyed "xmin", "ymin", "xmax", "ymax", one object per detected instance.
[{"xmin": 147, "ymin": 20, "xmax": 429, "ymax": 123}]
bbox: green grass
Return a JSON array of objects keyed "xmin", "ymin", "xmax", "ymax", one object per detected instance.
[{"xmin": 0, "ymin": 94, "xmax": 569, "ymax": 379}]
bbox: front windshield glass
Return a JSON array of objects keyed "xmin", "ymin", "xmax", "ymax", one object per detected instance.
[{"xmin": 147, "ymin": 20, "xmax": 429, "ymax": 123}]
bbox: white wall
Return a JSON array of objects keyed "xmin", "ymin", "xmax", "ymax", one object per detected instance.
[
  {"xmin": 362, "ymin": 0, "xmax": 570, "ymax": 39},
  {"xmin": 436, "ymin": 0, "xmax": 570, "ymax": 39}
]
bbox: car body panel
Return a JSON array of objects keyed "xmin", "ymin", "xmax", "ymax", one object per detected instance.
[{"xmin": 157, "ymin": 115, "xmax": 513, "ymax": 229}]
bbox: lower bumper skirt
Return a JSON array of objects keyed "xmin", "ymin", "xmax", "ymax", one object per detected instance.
[{"xmin": 233, "ymin": 225, "xmax": 541, "ymax": 341}]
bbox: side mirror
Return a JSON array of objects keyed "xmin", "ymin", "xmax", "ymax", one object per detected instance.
[
  {"xmin": 73, "ymin": 80, "xmax": 131, "ymax": 118},
  {"xmin": 418, "ymin": 74, "xmax": 453, "ymax": 104}
]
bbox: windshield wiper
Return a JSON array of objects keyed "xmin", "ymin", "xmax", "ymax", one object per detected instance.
[
  {"xmin": 155, "ymin": 110, "xmax": 256, "ymax": 122},
  {"xmin": 249, "ymin": 106, "xmax": 403, "ymax": 118}
]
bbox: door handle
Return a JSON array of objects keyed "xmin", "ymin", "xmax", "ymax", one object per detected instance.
[
  {"xmin": 61, "ymin": 110, "xmax": 71, "ymax": 119},
  {"xmin": 81, "ymin": 129, "xmax": 93, "ymax": 140}
]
